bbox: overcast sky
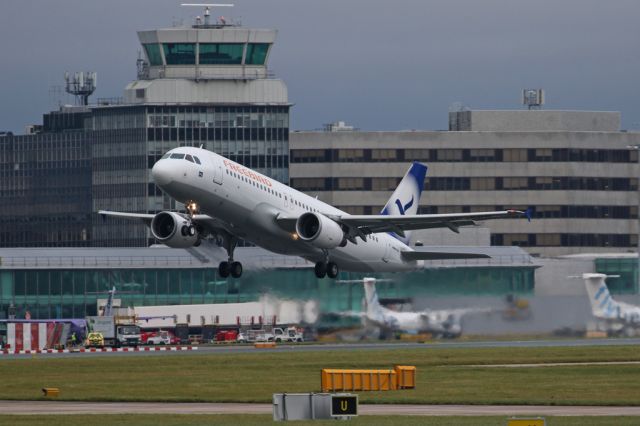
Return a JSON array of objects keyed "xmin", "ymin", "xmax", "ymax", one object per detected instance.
[{"xmin": 0, "ymin": 0, "xmax": 638, "ymax": 133}]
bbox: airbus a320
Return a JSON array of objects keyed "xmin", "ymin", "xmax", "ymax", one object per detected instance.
[{"xmin": 100, "ymin": 147, "xmax": 527, "ymax": 278}]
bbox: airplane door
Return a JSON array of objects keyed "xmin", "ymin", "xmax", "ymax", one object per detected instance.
[
  {"xmin": 382, "ymin": 242, "xmax": 391, "ymax": 263},
  {"xmin": 212, "ymin": 159, "xmax": 223, "ymax": 185}
]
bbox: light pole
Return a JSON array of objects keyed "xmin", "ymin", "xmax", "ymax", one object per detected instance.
[{"xmin": 627, "ymin": 144, "xmax": 640, "ymax": 293}]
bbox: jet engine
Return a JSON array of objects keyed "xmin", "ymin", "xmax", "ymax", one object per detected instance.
[
  {"xmin": 151, "ymin": 211, "xmax": 199, "ymax": 248},
  {"xmin": 295, "ymin": 212, "xmax": 346, "ymax": 249}
]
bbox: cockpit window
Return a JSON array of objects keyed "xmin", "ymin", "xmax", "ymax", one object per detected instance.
[
  {"xmin": 185, "ymin": 154, "xmax": 195, "ymax": 163},
  {"xmin": 193, "ymin": 156, "xmax": 201, "ymax": 165},
  {"xmin": 161, "ymin": 153, "xmax": 171, "ymax": 159},
  {"xmin": 170, "ymin": 153, "xmax": 185, "ymax": 159}
]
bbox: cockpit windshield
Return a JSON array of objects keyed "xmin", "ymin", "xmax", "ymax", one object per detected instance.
[{"xmin": 162, "ymin": 152, "xmax": 202, "ymax": 164}]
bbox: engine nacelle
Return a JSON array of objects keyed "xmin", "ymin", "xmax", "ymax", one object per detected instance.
[
  {"xmin": 150, "ymin": 211, "xmax": 199, "ymax": 248},
  {"xmin": 295, "ymin": 212, "xmax": 346, "ymax": 249}
]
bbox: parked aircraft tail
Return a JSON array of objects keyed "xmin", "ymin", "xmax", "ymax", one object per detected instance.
[
  {"xmin": 380, "ymin": 161, "xmax": 427, "ymax": 244},
  {"xmin": 362, "ymin": 277, "xmax": 386, "ymax": 322},
  {"xmin": 583, "ymin": 273, "xmax": 620, "ymax": 320}
]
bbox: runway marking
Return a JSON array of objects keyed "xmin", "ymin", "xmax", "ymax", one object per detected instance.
[
  {"xmin": 1, "ymin": 401, "xmax": 640, "ymax": 416},
  {"xmin": 459, "ymin": 361, "xmax": 640, "ymax": 368}
]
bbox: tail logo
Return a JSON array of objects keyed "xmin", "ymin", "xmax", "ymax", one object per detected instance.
[{"xmin": 395, "ymin": 196, "xmax": 414, "ymax": 216}]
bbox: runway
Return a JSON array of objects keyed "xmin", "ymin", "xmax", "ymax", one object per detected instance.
[
  {"xmin": 2, "ymin": 337, "xmax": 639, "ymax": 358},
  {"xmin": 2, "ymin": 401, "xmax": 640, "ymax": 416}
]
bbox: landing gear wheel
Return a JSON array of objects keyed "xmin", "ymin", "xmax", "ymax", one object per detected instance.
[
  {"xmin": 219, "ymin": 261, "xmax": 230, "ymax": 278},
  {"xmin": 314, "ymin": 262, "xmax": 327, "ymax": 278},
  {"xmin": 326, "ymin": 262, "xmax": 339, "ymax": 279},
  {"xmin": 181, "ymin": 224, "xmax": 196, "ymax": 237},
  {"xmin": 230, "ymin": 261, "xmax": 243, "ymax": 278}
]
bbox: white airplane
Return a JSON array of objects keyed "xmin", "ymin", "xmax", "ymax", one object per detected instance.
[
  {"xmin": 100, "ymin": 147, "xmax": 527, "ymax": 279},
  {"xmin": 583, "ymin": 273, "xmax": 640, "ymax": 335},
  {"xmin": 343, "ymin": 277, "xmax": 492, "ymax": 338}
]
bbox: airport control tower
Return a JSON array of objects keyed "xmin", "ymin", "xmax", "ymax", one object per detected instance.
[{"xmin": 91, "ymin": 7, "xmax": 291, "ymax": 246}]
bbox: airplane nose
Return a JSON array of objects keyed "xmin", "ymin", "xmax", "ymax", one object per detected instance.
[{"xmin": 152, "ymin": 160, "xmax": 173, "ymax": 186}]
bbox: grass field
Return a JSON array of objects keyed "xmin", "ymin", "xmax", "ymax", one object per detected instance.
[
  {"xmin": 2, "ymin": 415, "xmax": 640, "ymax": 426},
  {"xmin": 1, "ymin": 345, "xmax": 639, "ymax": 405}
]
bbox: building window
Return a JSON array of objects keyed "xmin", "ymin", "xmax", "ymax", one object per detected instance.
[
  {"xmin": 371, "ymin": 149, "xmax": 397, "ymax": 162},
  {"xmin": 470, "ymin": 177, "xmax": 495, "ymax": 190},
  {"xmin": 469, "ymin": 149, "xmax": 497, "ymax": 162},
  {"xmin": 404, "ymin": 149, "xmax": 430, "ymax": 161},
  {"xmin": 503, "ymin": 177, "xmax": 529, "ymax": 190},
  {"xmin": 372, "ymin": 177, "xmax": 399, "ymax": 191},
  {"xmin": 143, "ymin": 44, "xmax": 163, "ymax": 66},
  {"xmin": 337, "ymin": 178, "xmax": 365, "ymax": 190},
  {"xmin": 291, "ymin": 178, "xmax": 325, "ymax": 191},
  {"xmin": 437, "ymin": 149, "xmax": 463, "ymax": 161},
  {"xmin": 337, "ymin": 149, "xmax": 365, "ymax": 162},
  {"xmin": 199, "ymin": 43, "xmax": 244, "ymax": 65},
  {"xmin": 503, "ymin": 149, "xmax": 527, "ymax": 162},
  {"xmin": 163, "ymin": 43, "xmax": 196, "ymax": 65},
  {"xmin": 291, "ymin": 149, "xmax": 326, "ymax": 163},
  {"xmin": 245, "ymin": 43, "xmax": 270, "ymax": 65}
]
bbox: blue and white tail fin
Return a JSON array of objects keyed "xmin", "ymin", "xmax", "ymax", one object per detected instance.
[
  {"xmin": 380, "ymin": 161, "xmax": 428, "ymax": 244},
  {"xmin": 583, "ymin": 273, "xmax": 620, "ymax": 320}
]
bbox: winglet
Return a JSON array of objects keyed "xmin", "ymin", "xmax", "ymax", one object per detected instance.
[{"xmin": 525, "ymin": 207, "xmax": 533, "ymax": 222}]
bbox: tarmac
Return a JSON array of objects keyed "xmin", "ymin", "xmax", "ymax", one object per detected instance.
[{"xmin": 2, "ymin": 401, "xmax": 640, "ymax": 416}]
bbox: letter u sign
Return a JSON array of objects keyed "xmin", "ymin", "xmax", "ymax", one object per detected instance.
[{"xmin": 331, "ymin": 395, "xmax": 358, "ymax": 417}]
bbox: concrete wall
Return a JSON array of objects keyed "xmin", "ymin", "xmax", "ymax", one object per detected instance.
[{"xmin": 449, "ymin": 110, "xmax": 621, "ymax": 132}]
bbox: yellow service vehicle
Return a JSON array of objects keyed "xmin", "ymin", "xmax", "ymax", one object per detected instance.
[{"xmin": 86, "ymin": 332, "xmax": 105, "ymax": 347}]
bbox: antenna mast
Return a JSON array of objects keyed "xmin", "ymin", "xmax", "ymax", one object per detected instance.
[{"xmin": 181, "ymin": 3, "xmax": 235, "ymax": 27}]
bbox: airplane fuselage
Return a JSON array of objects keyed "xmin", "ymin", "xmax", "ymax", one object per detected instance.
[{"xmin": 153, "ymin": 147, "xmax": 420, "ymax": 273}]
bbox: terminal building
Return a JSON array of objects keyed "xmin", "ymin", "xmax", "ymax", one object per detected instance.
[
  {"xmin": 290, "ymin": 109, "xmax": 640, "ymax": 257},
  {"xmin": 0, "ymin": 244, "xmax": 536, "ymax": 321}
]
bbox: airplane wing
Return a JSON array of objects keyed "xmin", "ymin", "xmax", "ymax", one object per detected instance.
[
  {"xmin": 327, "ymin": 209, "xmax": 528, "ymax": 238},
  {"xmin": 98, "ymin": 210, "xmax": 155, "ymax": 225},
  {"xmin": 98, "ymin": 210, "xmax": 233, "ymax": 236},
  {"xmin": 275, "ymin": 209, "xmax": 529, "ymax": 242},
  {"xmin": 401, "ymin": 250, "xmax": 490, "ymax": 261}
]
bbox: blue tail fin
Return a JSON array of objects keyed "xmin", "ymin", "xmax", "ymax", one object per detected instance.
[{"xmin": 380, "ymin": 161, "xmax": 427, "ymax": 244}]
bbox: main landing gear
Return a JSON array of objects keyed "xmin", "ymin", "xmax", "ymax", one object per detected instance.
[
  {"xmin": 217, "ymin": 233, "xmax": 243, "ymax": 279},
  {"xmin": 314, "ymin": 261, "xmax": 339, "ymax": 279}
]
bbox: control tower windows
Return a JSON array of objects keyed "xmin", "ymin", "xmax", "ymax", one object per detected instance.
[
  {"xmin": 143, "ymin": 44, "xmax": 163, "ymax": 66},
  {"xmin": 245, "ymin": 43, "xmax": 270, "ymax": 65},
  {"xmin": 163, "ymin": 43, "xmax": 196, "ymax": 65},
  {"xmin": 199, "ymin": 43, "xmax": 243, "ymax": 65}
]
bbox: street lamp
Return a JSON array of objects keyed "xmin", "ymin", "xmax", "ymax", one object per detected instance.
[{"xmin": 627, "ymin": 144, "xmax": 640, "ymax": 293}]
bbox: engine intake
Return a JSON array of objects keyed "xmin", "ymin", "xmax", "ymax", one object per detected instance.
[
  {"xmin": 295, "ymin": 212, "xmax": 346, "ymax": 249},
  {"xmin": 151, "ymin": 211, "xmax": 199, "ymax": 248}
]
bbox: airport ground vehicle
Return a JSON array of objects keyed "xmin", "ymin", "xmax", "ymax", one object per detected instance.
[
  {"xmin": 273, "ymin": 327, "xmax": 304, "ymax": 342},
  {"xmin": 86, "ymin": 332, "xmax": 105, "ymax": 347},
  {"xmin": 236, "ymin": 329, "xmax": 274, "ymax": 343},
  {"xmin": 145, "ymin": 330, "xmax": 180, "ymax": 345},
  {"xmin": 87, "ymin": 316, "xmax": 141, "ymax": 347}
]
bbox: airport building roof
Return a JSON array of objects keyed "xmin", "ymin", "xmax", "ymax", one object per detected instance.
[{"xmin": 0, "ymin": 244, "xmax": 534, "ymax": 270}]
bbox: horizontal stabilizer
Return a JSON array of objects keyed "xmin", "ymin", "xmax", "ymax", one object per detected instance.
[{"xmin": 401, "ymin": 251, "xmax": 491, "ymax": 261}]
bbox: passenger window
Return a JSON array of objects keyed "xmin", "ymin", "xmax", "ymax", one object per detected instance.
[
  {"xmin": 170, "ymin": 153, "xmax": 185, "ymax": 159},
  {"xmin": 194, "ymin": 156, "xmax": 201, "ymax": 165},
  {"xmin": 185, "ymin": 154, "xmax": 194, "ymax": 163}
]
